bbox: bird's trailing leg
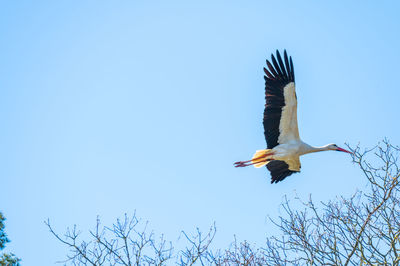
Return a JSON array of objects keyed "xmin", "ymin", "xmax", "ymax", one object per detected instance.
[
  {"xmin": 234, "ymin": 158, "xmax": 273, "ymax": 167},
  {"xmin": 234, "ymin": 149, "xmax": 274, "ymax": 168}
]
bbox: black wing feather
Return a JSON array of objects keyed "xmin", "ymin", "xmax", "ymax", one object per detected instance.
[
  {"xmin": 267, "ymin": 160, "xmax": 299, "ymax": 184},
  {"xmin": 276, "ymin": 50, "xmax": 288, "ymax": 80},
  {"xmin": 290, "ymin": 56, "xmax": 295, "ymax": 82},
  {"xmin": 263, "ymin": 67, "xmax": 274, "ymax": 79},
  {"xmin": 263, "ymin": 50, "xmax": 295, "ymax": 149},
  {"xmin": 267, "ymin": 60, "xmax": 279, "ymax": 77},
  {"xmin": 270, "ymin": 54, "xmax": 283, "ymax": 78},
  {"xmin": 284, "ymin": 51, "xmax": 291, "ymax": 80}
]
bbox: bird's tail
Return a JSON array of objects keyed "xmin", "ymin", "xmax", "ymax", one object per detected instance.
[{"xmin": 252, "ymin": 149, "xmax": 273, "ymax": 168}]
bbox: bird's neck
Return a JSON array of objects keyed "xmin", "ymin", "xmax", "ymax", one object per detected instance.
[{"xmin": 304, "ymin": 144, "xmax": 331, "ymax": 154}]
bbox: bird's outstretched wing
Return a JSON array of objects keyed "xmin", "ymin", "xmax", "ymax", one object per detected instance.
[
  {"xmin": 263, "ymin": 50, "xmax": 299, "ymax": 149},
  {"xmin": 267, "ymin": 158, "xmax": 301, "ymax": 184}
]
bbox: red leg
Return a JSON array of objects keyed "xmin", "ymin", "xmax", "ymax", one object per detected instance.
[
  {"xmin": 234, "ymin": 152, "xmax": 274, "ymax": 166},
  {"xmin": 235, "ymin": 158, "xmax": 274, "ymax": 168}
]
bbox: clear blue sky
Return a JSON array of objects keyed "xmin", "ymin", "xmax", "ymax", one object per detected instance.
[{"xmin": 1, "ymin": 1, "xmax": 400, "ymax": 264}]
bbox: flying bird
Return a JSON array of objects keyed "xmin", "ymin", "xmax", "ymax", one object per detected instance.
[{"xmin": 234, "ymin": 50, "xmax": 351, "ymax": 184}]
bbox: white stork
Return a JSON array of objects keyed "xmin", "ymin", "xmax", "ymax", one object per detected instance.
[{"xmin": 234, "ymin": 50, "xmax": 351, "ymax": 184}]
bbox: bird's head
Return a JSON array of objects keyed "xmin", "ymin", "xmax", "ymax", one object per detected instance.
[{"xmin": 326, "ymin": 144, "xmax": 352, "ymax": 154}]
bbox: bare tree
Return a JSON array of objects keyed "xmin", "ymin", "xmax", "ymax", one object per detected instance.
[
  {"xmin": 261, "ymin": 139, "xmax": 400, "ymax": 265},
  {"xmin": 46, "ymin": 213, "xmax": 216, "ymax": 265},
  {"xmin": 48, "ymin": 140, "xmax": 400, "ymax": 265}
]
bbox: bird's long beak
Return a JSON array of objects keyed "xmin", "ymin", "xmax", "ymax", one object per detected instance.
[{"xmin": 336, "ymin": 147, "xmax": 352, "ymax": 154}]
